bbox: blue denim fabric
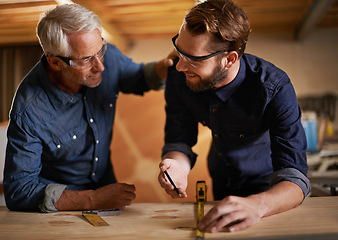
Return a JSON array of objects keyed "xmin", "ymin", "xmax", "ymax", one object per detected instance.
[
  {"xmin": 4, "ymin": 43, "xmax": 151, "ymax": 211},
  {"xmin": 163, "ymin": 54, "xmax": 310, "ymax": 200}
]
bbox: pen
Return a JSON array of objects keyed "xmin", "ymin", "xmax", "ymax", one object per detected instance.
[{"xmin": 164, "ymin": 170, "xmax": 182, "ymax": 197}]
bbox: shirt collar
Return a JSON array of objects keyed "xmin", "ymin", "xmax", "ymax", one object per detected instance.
[
  {"xmin": 39, "ymin": 55, "xmax": 83, "ymax": 107},
  {"xmin": 213, "ymin": 56, "xmax": 246, "ymax": 102}
]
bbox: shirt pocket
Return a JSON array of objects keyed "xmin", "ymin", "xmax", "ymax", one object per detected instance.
[
  {"xmin": 46, "ymin": 123, "xmax": 89, "ymax": 160},
  {"xmin": 221, "ymin": 125, "xmax": 258, "ymax": 148}
]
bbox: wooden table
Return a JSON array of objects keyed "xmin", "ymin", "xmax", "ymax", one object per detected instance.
[{"xmin": 1, "ymin": 197, "xmax": 338, "ymax": 240}]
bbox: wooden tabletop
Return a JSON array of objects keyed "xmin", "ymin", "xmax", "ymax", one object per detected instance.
[{"xmin": 1, "ymin": 196, "xmax": 338, "ymax": 240}]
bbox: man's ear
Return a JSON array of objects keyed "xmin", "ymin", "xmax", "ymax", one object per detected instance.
[
  {"xmin": 224, "ymin": 51, "xmax": 238, "ymax": 68},
  {"xmin": 46, "ymin": 55, "xmax": 63, "ymax": 71}
]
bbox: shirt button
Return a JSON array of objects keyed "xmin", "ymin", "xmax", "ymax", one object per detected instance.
[
  {"xmin": 90, "ymin": 118, "xmax": 94, "ymax": 123},
  {"xmin": 109, "ymin": 103, "xmax": 113, "ymax": 108},
  {"xmin": 73, "ymin": 135, "xmax": 77, "ymax": 140},
  {"xmin": 84, "ymin": 96, "xmax": 87, "ymax": 100},
  {"xmin": 92, "ymin": 172, "xmax": 96, "ymax": 176},
  {"xmin": 95, "ymin": 157, "xmax": 99, "ymax": 162},
  {"xmin": 57, "ymin": 144, "xmax": 61, "ymax": 149},
  {"xmin": 239, "ymin": 134, "xmax": 245, "ymax": 138},
  {"xmin": 96, "ymin": 140, "xmax": 99, "ymax": 144}
]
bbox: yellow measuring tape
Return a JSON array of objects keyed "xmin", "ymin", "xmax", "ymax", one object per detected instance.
[{"xmin": 196, "ymin": 181, "xmax": 207, "ymax": 240}]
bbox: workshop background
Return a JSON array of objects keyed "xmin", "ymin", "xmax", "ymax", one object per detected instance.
[{"xmin": 0, "ymin": 0, "xmax": 338, "ymax": 204}]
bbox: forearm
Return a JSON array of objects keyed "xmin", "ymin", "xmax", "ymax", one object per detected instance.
[
  {"xmin": 249, "ymin": 181, "xmax": 304, "ymax": 218},
  {"xmin": 54, "ymin": 189, "xmax": 95, "ymax": 211},
  {"xmin": 54, "ymin": 183, "xmax": 136, "ymax": 211}
]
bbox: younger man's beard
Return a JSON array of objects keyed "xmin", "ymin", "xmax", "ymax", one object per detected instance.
[{"xmin": 186, "ymin": 65, "xmax": 228, "ymax": 92}]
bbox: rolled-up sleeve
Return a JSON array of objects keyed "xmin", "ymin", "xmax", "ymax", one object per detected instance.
[
  {"xmin": 270, "ymin": 168, "xmax": 311, "ymax": 198},
  {"xmin": 268, "ymin": 79, "xmax": 309, "ymax": 176},
  {"xmin": 162, "ymin": 64, "xmax": 199, "ymax": 168},
  {"xmin": 162, "ymin": 142, "xmax": 198, "ymax": 168},
  {"xmin": 4, "ymin": 117, "xmax": 46, "ymax": 212},
  {"xmin": 144, "ymin": 61, "xmax": 165, "ymax": 90},
  {"xmin": 267, "ymin": 79, "xmax": 310, "ymax": 198},
  {"xmin": 39, "ymin": 184, "xmax": 67, "ymax": 213}
]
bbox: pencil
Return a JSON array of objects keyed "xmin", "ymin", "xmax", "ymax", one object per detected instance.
[{"xmin": 164, "ymin": 170, "xmax": 182, "ymax": 197}]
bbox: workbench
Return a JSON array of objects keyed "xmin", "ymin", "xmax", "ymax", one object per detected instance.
[{"xmin": 0, "ymin": 197, "xmax": 337, "ymax": 240}]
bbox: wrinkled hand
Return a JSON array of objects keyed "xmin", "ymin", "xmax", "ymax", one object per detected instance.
[
  {"xmin": 158, "ymin": 158, "xmax": 188, "ymax": 198},
  {"xmin": 198, "ymin": 195, "xmax": 264, "ymax": 233},
  {"xmin": 155, "ymin": 49, "xmax": 178, "ymax": 80},
  {"xmin": 90, "ymin": 183, "xmax": 136, "ymax": 210}
]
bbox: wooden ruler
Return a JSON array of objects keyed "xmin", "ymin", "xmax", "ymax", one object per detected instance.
[
  {"xmin": 196, "ymin": 181, "xmax": 207, "ymax": 240},
  {"xmin": 82, "ymin": 213, "xmax": 109, "ymax": 226},
  {"xmin": 82, "ymin": 209, "xmax": 121, "ymax": 226}
]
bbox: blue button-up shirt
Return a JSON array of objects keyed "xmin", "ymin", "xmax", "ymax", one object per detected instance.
[
  {"xmin": 4, "ymin": 43, "xmax": 161, "ymax": 211},
  {"xmin": 163, "ymin": 54, "xmax": 310, "ymax": 200}
]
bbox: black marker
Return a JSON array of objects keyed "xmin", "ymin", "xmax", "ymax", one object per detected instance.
[{"xmin": 164, "ymin": 170, "xmax": 182, "ymax": 197}]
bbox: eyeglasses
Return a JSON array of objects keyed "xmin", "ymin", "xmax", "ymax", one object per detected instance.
[
  {"xmin": 172, "ymin": 34, "xmax": 228, "ymax": 65},
  {"xmin": 57, "ymin": 38, "xmax": 107, "ymax": 69}
]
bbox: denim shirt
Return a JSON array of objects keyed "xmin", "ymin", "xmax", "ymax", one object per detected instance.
[
  {"xmin": 4, "ymin": 43, "xmax": 162, "ymax": 211},
  {"xmin": 163, "ymin": 54, "xmax": 311, "ymax": 200}
]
